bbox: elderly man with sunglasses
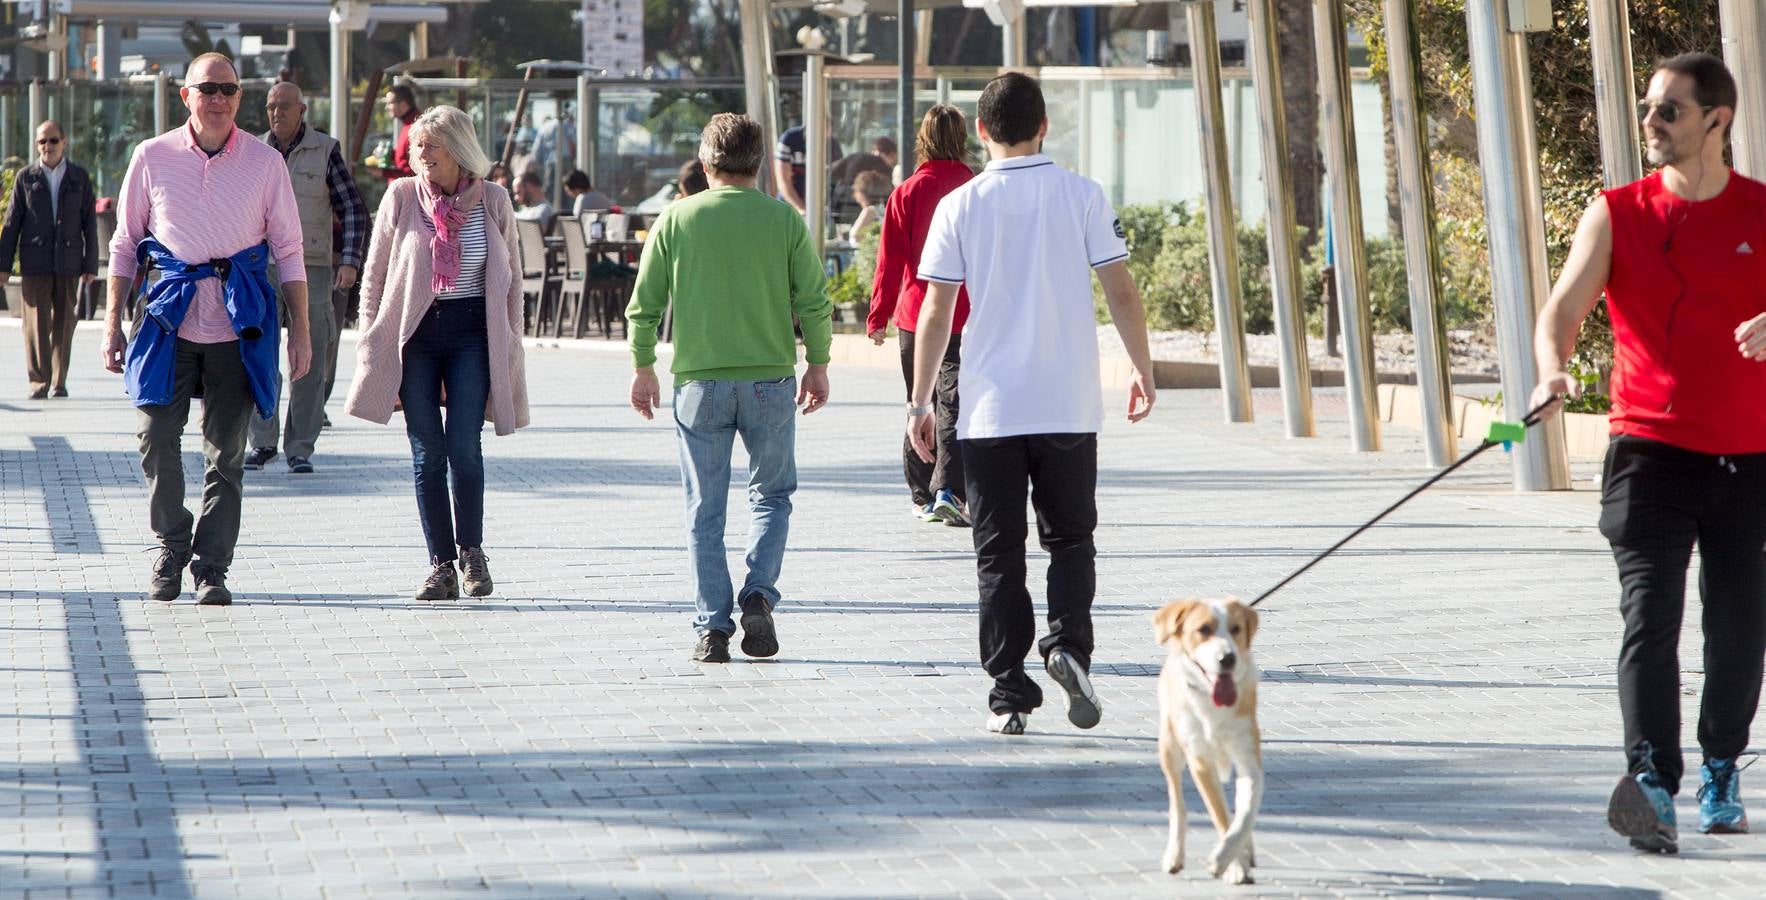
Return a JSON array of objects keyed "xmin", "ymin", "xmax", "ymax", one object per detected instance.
[
  {"xmin": 100, "ymin": 52, "xmax": 310, "ymax": 608},
  {"xmin": 0, "ymin": 119, "xmax": 97, "ymax": 398}
]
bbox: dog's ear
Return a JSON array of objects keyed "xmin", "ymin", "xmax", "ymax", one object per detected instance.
[
  {"xmin": 1153, "ymin": 600, "xmax": 1198, "ymax": 646},
  {"xmin": 1226, "ymin": 598, "xmax": 1258, "ymax": 649}
]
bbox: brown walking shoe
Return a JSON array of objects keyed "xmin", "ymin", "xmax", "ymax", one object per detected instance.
[
  {"xmin": 459, "ymin": 547, "xmax": 493, "ymax": 597},
  {"xmin": 416, "ymin": 563, "xmax": 459, "ymax": 601}
]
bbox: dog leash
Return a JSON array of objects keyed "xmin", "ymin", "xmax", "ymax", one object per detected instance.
[{"xmin": 1247, "ymin": 397, "xmax": 1559, "ymax": 608}]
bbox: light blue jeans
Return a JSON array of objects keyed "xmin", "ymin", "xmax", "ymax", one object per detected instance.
[{"xmin": 674, "ymin": 377, "xmax": 799, "ymax": 636}]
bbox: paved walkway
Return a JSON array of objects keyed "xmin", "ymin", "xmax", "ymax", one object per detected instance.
[{"xmin": 2, "ymin": 322, "xmax": 1761, "ymax": 899}]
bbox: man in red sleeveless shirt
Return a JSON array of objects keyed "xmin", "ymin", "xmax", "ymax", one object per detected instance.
[{"xmin": 1533, "ymin": 53, "xmax": 1766, "ymax": 854}]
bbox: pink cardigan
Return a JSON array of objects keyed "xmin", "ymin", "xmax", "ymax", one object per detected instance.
[{"xmin": 345, "ymin": 177, "xmax": 530, "ymax": 435}]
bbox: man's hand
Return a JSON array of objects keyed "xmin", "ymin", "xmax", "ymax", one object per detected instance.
[
  {"xmin": 335, "ymin": 266, "xmax": 358, "ymax": 291},
  {"xmin": 286, "ymin": 330, "xmax": 312, "ymax": 381},
  {"xmin": 101, "ymin": 326, "xmax": 126, "ymax": 373},
  {"xmin": 908, "ymin": 410, "xmax": 935, "ymax": 463},
  {"xmin": 1127, "ymin": 367, "xmax": 1156, "ymax": 423},
  {"xmin": 630, "ymin": 367, "xmax": 661, "ymax": 419},
  {"xmin": 867, "ymin": 327, "xmax": 887, "ymax": 346},
  {"xmin": 1737, "ymin": 313, "xmax": 1766, "ymax": 361},
  {"xmin": 1529, "ymin": 371, "xmax": 1578, "ymax": 420},
  {"xmin": 797, "ymin": 364, "xmax": 829, "ymax": 415},
  {"xmin": 81, "ymin": 273, "xmax": 95, "ymax": 287}
]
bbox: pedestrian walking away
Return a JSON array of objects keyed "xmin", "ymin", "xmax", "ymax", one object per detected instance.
[
  {"xmin": 909, "ymin": 72, "xmax": 1157, "ymax": 736},
  {"xmin": 1531, "ymin": 52, "xmax": 1766, "ymax": 855},
  {"xmin": 245, "ymin": 82, "xmax": 368, "ymax": 475},
  {"xmin": 628, "ymin": 112, "xmax": 833, "ymax": 665},
  {"xmin": 867, "ymin": 104, "xmax": 975, "ymax": 527},
  {"xmin": 346, "ymin": 105, "xmax": 530, "ymax": 602},
  {"xmin": 100, "ymin": 52, "xmax": 313, "ymax": 607},
  {"xmin": 0, "ymin": 119, "xmax": 97, "ymax": 398}
]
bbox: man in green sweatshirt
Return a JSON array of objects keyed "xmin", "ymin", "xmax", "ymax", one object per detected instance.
[{"xmin": 627, "ymin": 112, "xmax": 833, "ymax": 664}]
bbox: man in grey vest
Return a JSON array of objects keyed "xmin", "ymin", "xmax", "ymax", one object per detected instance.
[{"xmin": 246, "ymin": 82, "xmax": 367, "ymax": 473}]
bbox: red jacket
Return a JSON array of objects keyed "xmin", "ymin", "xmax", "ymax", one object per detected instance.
[
  {"xmin": 868, "ymin": 159, "xmax": 972, "ymax": 335},
  {"xmin": 1604, "ymin": 170, "xmax": 1766, "ymax": 454}
]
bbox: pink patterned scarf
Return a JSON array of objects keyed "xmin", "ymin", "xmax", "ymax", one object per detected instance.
[{"xmin": 415, "ymin": 174, "xmax": 486, "ymax": 295}]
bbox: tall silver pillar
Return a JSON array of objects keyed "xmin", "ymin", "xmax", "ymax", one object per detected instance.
[
  {"xmin": 1245, "ymin": 0, "xmax": 1314, "ymax": 437},
  {"xmin": 1003, "ymin": 18, "xmax": 1027, "ymax": 67},
  {"xmin": 1465, "ymin": 0, "xmax": 1570, "ymax": 490},
  {"xmin": 409, "ymin": 22, "xmax": 429, "ymax": 61},
  {"xmin": 28, "ymin": 80, "xmax": 44, "ymax": 133},
  {"xmin": 899, "ymin": 0, "xmax": 916, "ymax": 184},
  {"xmin": 1314, "ymin": 0, "xmax": 1380, "ymax": 451},
  {"xmin": 738, "ymin": 0, "xmax": 776, "ymax": 193},
  {"xmin": 329, "ymin": 3, "xmax": 354, "ymax": 147},
  {"xmin": 1590, "ymin": 0, "xmax": 1641, "ymax": 187},
  {"xmin": 577, "ymin": 74, "xmax": 594, "ymax": 173},
  {"xmin": 96, "ymin": 21, "xmax": 122, "ymax": 81},
  {"xmin": 1720, "ymin": 1, "xmax": 1766, "ymax": 178},
  {"xmin": 1382, "ymin": 0, "xmax": 1456, "ymax": 466},
  {"xmin": 804, "ymin": 54, "xmax": 828, "ymax": 259},
  {"xmin": 1, "ymin": 95, "xmax": 11, "ymax": 159},
  {"xmin": 153, "ymin": 72, "xmax": 169, "ymax": 133},
  {"xmin": 1184, "ymin": 0, "xmax": 1252, "ymax": 423}
]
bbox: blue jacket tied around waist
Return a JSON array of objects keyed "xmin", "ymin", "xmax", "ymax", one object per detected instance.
[{"xmin": 123, "ymin": 237, "xmax": 281, "ymax": 418}]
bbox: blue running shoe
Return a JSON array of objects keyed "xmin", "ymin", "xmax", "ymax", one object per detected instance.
[
  {"xmin": 1697, "ymin": 756, "xmax": 1752, "ymax": 834},
  {"xmin": 931, "ymin": 490, "xmax": 971, "ymax": 528},
  {"xmin": 1609, "ymin": 744, "xmax": 1678, "ymax": 853}
]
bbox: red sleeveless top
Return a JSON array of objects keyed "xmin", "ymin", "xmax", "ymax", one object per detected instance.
[{"xmin": 1602, "ymin": 170, "xmax": 1766, "ymax": 453}]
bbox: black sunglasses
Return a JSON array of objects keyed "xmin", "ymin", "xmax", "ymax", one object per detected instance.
[
  {"xmin": 1638, "ymin": 99, "xmax": 1713, "ymax": 124},
  {"xmin": 35, "ymin": 137, "xmax": 60, "ymax": 145},
  {"xmin": 190, "ymin": 82, "xmax": 241, "ymax": 97}
]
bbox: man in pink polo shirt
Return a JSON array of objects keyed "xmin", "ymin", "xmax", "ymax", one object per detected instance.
[{"xmin": 100, "ymin": 52, "xmax": 310, "ymax": 607}]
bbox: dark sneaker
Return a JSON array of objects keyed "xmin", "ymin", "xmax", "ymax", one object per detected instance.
[
  {"xmin": 287, "ymin": 456, "xmax": 314, "ymax": 474},
  {"xmin": 192, "ymin": 568, "xmax": 233, "ymax": 606},
  {"xmin": 693, "ymin": 631, "xmax": 731, "ymax": 663},
  {"xmin": 932, "ymin": 489, "xmax": 971, "ymax": 528},
  {"xmin": 243, "ymin": 447, "xmax": 276, "ymax": 470},
  {"xmin": 50, "ymin": 387, "xmax": 67, "ymax": 398},
  {"xmin": 1046, "ymin": 648, "xmax": 1102, "ymax": 729},
  {"xmin": 987, "ymin": 711, "xmax": 1029, "ymax": 735},
  {"xmin": 147, "ymin": 547, "xmax": 190, "ymax": 602},
  {"xmin": 322, "ymin": 413, "xmax": 332, "ymax": 428},
  {"xmin": 28, "ymin": 386, "xmax": 48, "ymax": 399},
  {"xmin": 459, "ymin": 547, "xmax": 493, "ymax": 597},
  {"xmin": 738, "ymin": 592, "xmax": 779, "ymax": 658},
  {"xmin": 415, "ymin": 563, "xmax": 459, "ymax": 601},
  {"xmin": 1610, "ymin": 744, "xmax": 1678, "ymax": 853},
  {"xmin": 1698, "ymin": 756, "xmax": 1753, "ymax": 834}
]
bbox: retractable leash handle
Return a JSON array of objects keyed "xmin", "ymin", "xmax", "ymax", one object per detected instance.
[{"xmin": 1245, "ymin": 397, "xmax": 1560, "ymax": 608}]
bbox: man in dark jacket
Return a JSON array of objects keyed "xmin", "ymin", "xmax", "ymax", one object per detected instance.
[{"xmin": 0, "ymin": 120, "xmax": 97, "ymax": 398}]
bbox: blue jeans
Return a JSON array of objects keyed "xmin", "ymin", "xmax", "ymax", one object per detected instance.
[
  {"xmin": 399, "ymin": 298, "xmax": 490, "ymax": 564},
  {"xmin": 674, "ymin": 377, "xmax": 799, "ymax": 636}
]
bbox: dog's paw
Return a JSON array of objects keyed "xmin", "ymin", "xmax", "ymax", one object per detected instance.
[
  {"xmin": 1160, "ymin": 847, "xmax": 1183, "ymax": 874},
  {"xmin": 1220, "ymin": 860, "xmax": 1254, "ymax": 885}
]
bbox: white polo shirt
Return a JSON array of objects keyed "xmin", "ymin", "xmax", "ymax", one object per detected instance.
[{"xmin": 918, "ymin": 154, "xmax": 1128, "ymax": 440}]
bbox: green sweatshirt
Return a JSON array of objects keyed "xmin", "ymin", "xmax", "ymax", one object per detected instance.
[{"xmin": 626, "ymin": 184, "xmax": 832, "ymax": 384}]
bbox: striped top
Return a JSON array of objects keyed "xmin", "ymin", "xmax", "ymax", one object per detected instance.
[
  {"xmin": 109, "ymin": 122, "xmax": 306, "ymax": 344},
  {"xmin": 423, "ymin": 205, "xmax": 488, "ymax": 300}
]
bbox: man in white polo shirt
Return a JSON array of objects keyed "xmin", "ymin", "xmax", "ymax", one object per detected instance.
[{"xmin": 909, "ymin": 71, "xmax": 1156, "ymax": 736}]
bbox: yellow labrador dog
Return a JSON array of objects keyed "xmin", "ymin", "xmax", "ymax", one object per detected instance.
[{"xmin": 1153, "ymin": 598, "xmax": 1262, "ymax": 884}]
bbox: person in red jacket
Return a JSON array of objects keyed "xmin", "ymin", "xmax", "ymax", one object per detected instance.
[
  {"xmin": 1532, "ymin": 52, "xmax": 1766, "ymax": 855},
  {"xmin": 868, "ymin": 105, "xmax": 974, "ymax": 526},
  {"xmin": 380, "ymin": 85, "xmax": 421, "ymax": 182}
]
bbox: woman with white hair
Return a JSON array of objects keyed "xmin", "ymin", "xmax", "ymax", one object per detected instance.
[{"xmin": 346, "ymin": 105, "xmax": 530, "ymax": 601}]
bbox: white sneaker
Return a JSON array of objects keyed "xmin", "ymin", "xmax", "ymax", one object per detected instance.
[{"xmin": 987, "ymin": 711, "xmax": 1029, "ymax": 735}]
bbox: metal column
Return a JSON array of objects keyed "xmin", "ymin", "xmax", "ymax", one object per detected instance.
[
  {"xmin": 28, "ymin": 80, "xmax": 44, "ymax": 133},
  {"xmin": 1314, "ymin": 0, "xmax": 1380, "ymax": 451},
  {"xmin": 1003, "ymin": 19, "xmax": 1026, "ymax": 68},
  {"xmin": 804, "ymin": 54, "xmax": 828, "ymax": 259},
  {"xmin": 409, "ymin": 21, "xmax": 429, "ymax": 61},
  {"xmin": 1382, "ymin": 0, "xmax": 1456, "ymax": 467},
  {"xmin": 899, "ymin": 0, "xmax": 916, "ymax": 182},
  {"xmin": 1245, "ymin": 0, "xmax": 1314, "ymax": 437},
  {"xmin": 1184, "ymin": 1, "xmax": 1252, "ymax": 423},
  {"xmin": 329, "ymin": 4, "xmax": 353, "ymax": 148},
  {"xmin": 152, "ymin": 72, "xmax": 168, "ymax": 133},
  {"xmin": 577, "ymin": 74, "xmax": 594, "ymax": 174},
  {"xmin": 1589, "ymin": 0, "xmax": 1642, "ymax": 187},
  {"xmin": 1465, "ymin": 0, "xmax": 1570, "ymax": 490},
  {"xmin": 1719, "ymin": 1, "xmax": 1766, "ymax": 178},
  {"xmin": 738, "ymin": 0, "xmax": 777, "ymax": 193},
  {"xmin": 1, "ymin": 96, "xmax": 11, "ymax": 159}
]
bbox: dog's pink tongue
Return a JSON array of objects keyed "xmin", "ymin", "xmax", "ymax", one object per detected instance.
[{"xmin": 1211, "ymin": 675, "xmax": 1238, "ymax": 708}]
